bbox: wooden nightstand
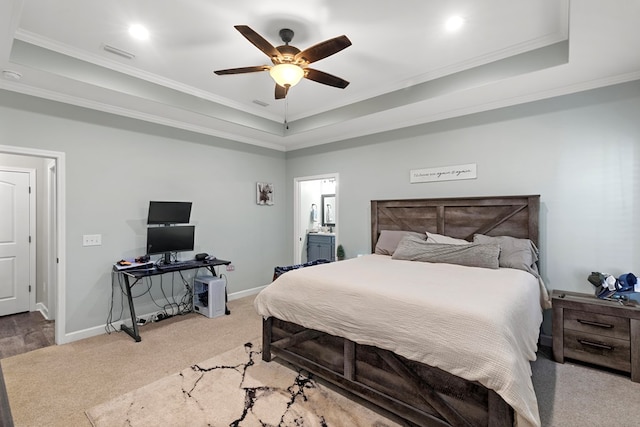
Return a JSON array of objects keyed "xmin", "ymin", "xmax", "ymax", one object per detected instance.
[{"xmin": 552, "ymin": 290, "xmax": 640, "ymax": 382}]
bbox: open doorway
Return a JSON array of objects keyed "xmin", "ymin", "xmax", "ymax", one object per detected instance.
[
  {"xmin": 293, "ymin": 174, "xmax": 339, "ymax": 265},
  {"xmin": 0, "ymin": 144, "xmax": 66, "ymax": 345}
]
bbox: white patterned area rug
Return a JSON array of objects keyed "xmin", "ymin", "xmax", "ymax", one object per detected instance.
[{"xmin": 85, "ymin": 340, "xmax": 398, "ymax": 427}]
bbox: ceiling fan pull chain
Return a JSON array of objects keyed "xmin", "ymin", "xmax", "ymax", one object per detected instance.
[{"xmin": 284, "ymin": 98, "xmax": 289, "ymax": 130}]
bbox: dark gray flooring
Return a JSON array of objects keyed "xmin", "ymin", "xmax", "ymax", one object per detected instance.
[
  {"xmin": 0, "ymin": 311, "xmax": 51, "ymax": 427},
  {"xmin": 0, "ymin": 311, "xmax": 55, "ymax": 360}
]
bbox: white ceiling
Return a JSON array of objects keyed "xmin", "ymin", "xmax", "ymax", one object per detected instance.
[{"xmin": 1, "ymin": 0, "xmax": 639, "ymax": 151}]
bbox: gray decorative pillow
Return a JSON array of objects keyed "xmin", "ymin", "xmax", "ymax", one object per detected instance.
[
  {"xmin": 374, "ymin": 230, "xmax": 426, "ymax": 255},
  {"xmin": 392, "ymin": 235, "xmax": 500, "ymax": 269},
  {"xmin": 473, "ymin": 234, "xmax": 539, "ymax": 277}
]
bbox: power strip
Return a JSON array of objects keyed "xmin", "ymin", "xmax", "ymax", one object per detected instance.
[
  {"xmin": 155, "ymin": 312, "xmax": 171, "ymax": 322},
  {"xmin": 136, "ymin": 311, "xmax": 163, "ymax": 325},
  {"xmin": 136, "ymin": 317, "xmax": 149, "ymax": 326}
]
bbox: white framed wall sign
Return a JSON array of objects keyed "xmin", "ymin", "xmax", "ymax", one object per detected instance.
[{"xmin": 410, "ymin": 163, "xmax": 477, "ymax": 184}]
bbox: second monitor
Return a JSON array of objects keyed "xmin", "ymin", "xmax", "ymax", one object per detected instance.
[
  {"xmin": 146, "ymin": 225, "xmax": 195, "ymax": 264},
  {"xmin": 147, "ymin": 201, "xmax": 192, "ymax": 225}
]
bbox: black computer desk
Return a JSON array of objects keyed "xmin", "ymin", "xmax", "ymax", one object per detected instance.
[{"xmin": 114, "ymin": 258, "xmax": 231, "ymax": 342}]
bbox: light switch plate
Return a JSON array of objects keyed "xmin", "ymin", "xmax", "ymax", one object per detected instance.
[{"xmin": 83, "ymin": 234, "xmax": 102, "ymax": 246}]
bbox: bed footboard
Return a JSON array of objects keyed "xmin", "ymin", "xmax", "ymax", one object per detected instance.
[{"xmin": 262, "ymin": 317, "xmax": 513, "ymax": 427}]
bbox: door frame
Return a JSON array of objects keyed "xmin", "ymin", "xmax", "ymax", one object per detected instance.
[
  {"xmin": 293, "ymin": 173, "xmax": 339, "ymax": 265},
  {"xmin": 0, "ymin": 166, "xmax": 36, "ymax": 313},
  {"xmin": 0, "ymin": 144, "xmax": 66, "ymax": 345},
  {"xmin": 45, "ymin": 159, "xmax": 57, "ymax": 320}
]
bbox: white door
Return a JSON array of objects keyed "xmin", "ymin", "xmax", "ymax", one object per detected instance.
[{"xmin": 0, "ymin": 170, "xmax": 31, "ymax": 316}]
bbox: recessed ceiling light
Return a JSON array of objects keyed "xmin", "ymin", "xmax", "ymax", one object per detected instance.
[
  {"xmin": 129, "ymin": 24, "xmax": 149, "ymax": 41},
  {"xmin": 445, "ymin": 15, "xmax": 465, "ymax": 32}
]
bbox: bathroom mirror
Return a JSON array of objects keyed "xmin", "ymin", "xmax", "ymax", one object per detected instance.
[{"xmin": 321, "ymin": 194, "xmax": 335, "ymax": 226}]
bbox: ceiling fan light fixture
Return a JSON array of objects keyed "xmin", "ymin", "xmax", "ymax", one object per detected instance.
[{"xmin": 269, "ymin": 63, "xmax": 304, "ymax": 88}]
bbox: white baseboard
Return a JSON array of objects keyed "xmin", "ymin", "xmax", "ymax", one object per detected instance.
[
  {"xmin": 58, "ymin": 284, "xmax": 268, "ymax": 344},
  {"xmin": 228, "ymin": 285, "xmax": 267, "ymax": 300},
  {"xmin": 36, "ymin": 302, "xmax": 50, "ymax": 320},
  {"xmin": 59, "ymin": 323, "xmax": 114, "ymax": 344}
]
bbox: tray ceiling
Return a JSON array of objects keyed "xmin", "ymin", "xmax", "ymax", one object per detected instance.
[{"xmin": 1, "ymin": 0, "xmax": 639, "ymax": 151}]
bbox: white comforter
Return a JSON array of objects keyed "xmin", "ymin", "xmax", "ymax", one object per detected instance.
[{"xmin": 254, "ymin": 254, "xmax": 542, "ymax": 427}]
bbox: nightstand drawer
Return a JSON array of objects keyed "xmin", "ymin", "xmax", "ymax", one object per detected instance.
[
  {"xmin": 552, "ymin": 290, "xmax": 640, "ymax": 382},
  {"xmin": 564, "ymin": 309, "xmax": 629, "ymax": 340},
  {"xmin": 564, "ymin": 329, "xmax": 631, "ymax": 372}
]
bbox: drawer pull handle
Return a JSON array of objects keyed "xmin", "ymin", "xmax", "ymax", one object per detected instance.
[
  {"xmin": 577, "ymin": 319, "xmax": 613, "ymax": 329},
  {"xmin": 578, "ymin": 339, "xmax": 613, "ymax": 351}
]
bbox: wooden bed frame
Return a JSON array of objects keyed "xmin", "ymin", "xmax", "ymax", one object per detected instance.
[{"xmin": 262, "ymin": 195, "xmax": 540, "ymax": 426}]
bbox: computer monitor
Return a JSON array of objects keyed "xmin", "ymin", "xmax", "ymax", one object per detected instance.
[
  {"xmin": 146, "ymin": 225, "xmax": 195, "ymax": 264},
  {"xmin": 147, "ymin": 201, "xmax": 192, "ymax": 225}
]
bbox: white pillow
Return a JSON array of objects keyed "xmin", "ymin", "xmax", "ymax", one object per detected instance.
[
  {"xmin": 425, "ymin": 232, "xmax": 469, "ymax": 245},
  {"xmin": 375, "ymin": 230, "xmax": 426, "ymax": 255}
]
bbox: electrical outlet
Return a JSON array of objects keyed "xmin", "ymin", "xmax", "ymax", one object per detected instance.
[
  {"xmin": 83, "ymin": 234, "xmax": 102, "ymax": 246},
  {"xmin": 226, "ymin": 264, "xmax": 235, "ymax": 271}
]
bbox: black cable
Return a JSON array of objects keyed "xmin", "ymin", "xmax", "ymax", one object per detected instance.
[
  {"xmin": 106, "ymin": 271, "xmax": 118, "ymax": 334},
  {"xmin": 109, "ymin": 260, "xmax": 210, "ymax": 328},
  {"xmin": 158, "ymin": 272, "xmax": 178, "ymax": 316},
  {"xmin": 106, "ymin": 271, "xmax": 126, "ymax": 334},
  {"xmin": 218, "ymin": 272, "xmax": 228, "ymax": 288},
  {"xmin": 178, "ymin": 270, "xmax": 193, "ymax": 314}
]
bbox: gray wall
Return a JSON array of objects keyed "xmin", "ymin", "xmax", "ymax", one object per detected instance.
[
  {"xmin": 286, "ymin": 81, "xmax": 640, "ymax": 314},
  {"xmin": 2, "ymin": 80, "xmax": 639, "ymax": 339},
  {"xmin": 0, "ymin": 91, "xmax": 288, "ymax": 335}
]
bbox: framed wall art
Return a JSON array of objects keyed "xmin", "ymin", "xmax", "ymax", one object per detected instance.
[{"xmin": 256, "ymin": 182, "xmax": 274, "ymax": 205}]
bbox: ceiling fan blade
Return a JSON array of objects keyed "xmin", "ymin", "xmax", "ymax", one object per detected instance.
[
  {"xmin": 295, "ymin": 35, "xmax": 352, "ymax": 64},
  {"xmin": 214, "ymin": 65, "xmax": 269, "ymax": 75},
  {"xmin": 304, "ymin": 68, "xmax": 350, "ymax": 89},
  {"xmin": 275, "ymin": 84, "xmax": 288, "ymax": 99},
  {"xmin": 234, "ymin": 25, "xmax": 281, "ymax": 59}
]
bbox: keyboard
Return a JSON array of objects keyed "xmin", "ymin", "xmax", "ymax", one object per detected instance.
[{"xmin": 156, "ymin": 260, "xmax": 195, "ymax": 270}]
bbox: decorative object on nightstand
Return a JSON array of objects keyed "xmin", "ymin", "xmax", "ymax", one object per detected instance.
[
  {"xmin": 552, "ymin": 289, "xmax": 640, "ymax": 382},
  {"xmin": 588, "ymin": 271, "xmax": 638, "ymax": 300}
]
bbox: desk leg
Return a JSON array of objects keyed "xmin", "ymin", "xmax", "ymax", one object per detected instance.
[{"xmin": 120, "ymin": 275, "xmax": 141, "ymax": 342}]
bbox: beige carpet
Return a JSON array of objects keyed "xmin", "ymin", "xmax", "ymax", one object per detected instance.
[
  {"xmin": 1, "ymin": 295, "xmax": 263, "ymax": 427},
  {"xmin": 531, "ymin": 347, "xmax": 640, "ymax": 427},
  {"xmin": 4, "ymin": 294, "xmax": 640, "ymax": 426},
  {"xmin": 85, "ymin": 340, "xmax": 398, "ymax": 427}
]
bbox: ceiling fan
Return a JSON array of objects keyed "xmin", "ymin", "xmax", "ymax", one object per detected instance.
[{"xmin": 214, "ymin": 25, "xmax": 352, "ymax": 99}]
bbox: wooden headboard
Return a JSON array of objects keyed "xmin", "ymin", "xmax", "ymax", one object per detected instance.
[{"xmin": 371, "ymin": 195, "xmax": 540, "ymax": 252}]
